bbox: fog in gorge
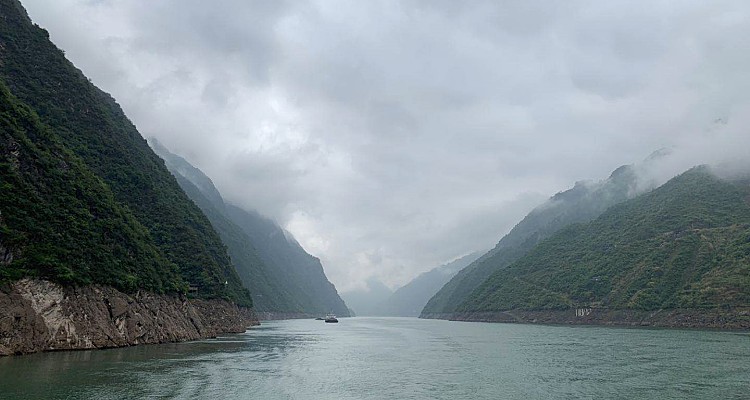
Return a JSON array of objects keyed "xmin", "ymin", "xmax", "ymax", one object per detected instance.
[
  {"xmin": 3, "ymin": 1, "xmax": 750, "ymax": 398},
  {"xmin": 21, "ymin": 0, "xmax": 750, "ymax": 293}
]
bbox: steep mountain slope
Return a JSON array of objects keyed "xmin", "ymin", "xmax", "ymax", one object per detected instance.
[
  {"xmin": 461, "ymin": 167, "xmax": 750, "ymax": 314},
  {"xmin": 422, "ymin": 165, "xmax": 639, "ymax": 317},
  {"xmin": 379, "ymin": 252, "xmax": 483, "ymax": 316},
  {"xmin": 225, "ymin": 205, "xmax": 350, "ymax": 317},
  {"xmin": 0, "ymin": 0, "xmax": 250, "ymax": 305},
  {"xmin": 171, "ymin": 174, "xmax": 301, "ymax": 313},
  {"xmin": 0, "ymin": 81, "xmax": 179, "ymax": 292},
  {"xmin": 151, "ymin": 140, "xmax": 350, "ymax": 317}
]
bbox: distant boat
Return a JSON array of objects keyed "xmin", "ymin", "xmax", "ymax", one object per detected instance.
[
  {"xmin": 324, "ymin": 314, "xmax": 338, "ymax": 323},
  {"xmin": 314, "ymin": 317, "xmax": 324, "ymax": 320}
]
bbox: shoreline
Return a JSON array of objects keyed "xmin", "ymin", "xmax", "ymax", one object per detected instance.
[
  {"xmin": 421, "ymin": 307, "xmax": 750, "ymax": 331},
  {"xmin": 0, "ymin": 279, "xmax": 259, "ymax": 356}
]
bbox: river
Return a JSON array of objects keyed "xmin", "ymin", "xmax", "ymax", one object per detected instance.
[{"xmin": 0, "ymin": 317, "xmax": 748, "ymax": 399}]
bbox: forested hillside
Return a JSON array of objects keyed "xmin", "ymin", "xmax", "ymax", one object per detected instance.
[
  {"xmin": 422, "ymin": 165, "xmax": 639, "ymax": 316},
  {"xmin": 0, "ymin": 0, "xmax": 250, "ymax": 305},
  {"xmin": 460, "ymin": 167, "xmax": 750, "ymax": 312}
]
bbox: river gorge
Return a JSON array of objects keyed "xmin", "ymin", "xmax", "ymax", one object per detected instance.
[{"xmin": 1, "ymin": 318, "xmax": 748, "ymax": 399}]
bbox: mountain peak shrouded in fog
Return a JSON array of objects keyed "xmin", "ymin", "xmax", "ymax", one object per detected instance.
[
  {"xmin": 458, "ymin": 166, "xmax": 750, "ymax": 315},
  {"xmin": 340, "ymin": 278, "xmax": 394, "ymax": 317},
  {"xmin": 150, "ymin": 139, "xmax": 350, "ymax": 317},
  {"xmin": 21, "ymin": 0, "xmax": 750, "ymax": 291}
]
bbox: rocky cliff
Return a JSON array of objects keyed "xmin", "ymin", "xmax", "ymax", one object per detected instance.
[{"xmin": 0, "ymin": 279, "xmax": 259, "ymax": 356}]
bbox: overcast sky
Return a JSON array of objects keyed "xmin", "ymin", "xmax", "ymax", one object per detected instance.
[{"xmin": 21, "ymin": 0, "xmax": 750, "ymax": 292}]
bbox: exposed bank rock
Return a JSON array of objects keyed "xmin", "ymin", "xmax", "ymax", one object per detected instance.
[
  {"xmin": 432, "ymin": 307, "xmax": 750, "ymax": 330},
  {"xmin": 0, "ymin": 279, "xmax": 259, "ymax": 356}
]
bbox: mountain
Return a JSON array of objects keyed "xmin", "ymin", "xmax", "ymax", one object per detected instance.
[
  {"xmin": 224, "ymin": 204, "xmax": 350, "ymax": 317},
  {"xmin": 0, "ymin": 80, "xmax": 178, "ymax": 292},
  {"xmin": 0, "ymin": 0, "xmax": 250, "ymax": 305},
  {"xmin": 421, "ymin": 164, "xmax": 640, "ymax": 317},
  {"xmin": 459, "ymin": 167, "xmax": 750, "ymax": 316},
  {"xmin": 0, "ymin": 0, "xmax": 259, "ymax": 355},
  {"xmin": 340, "ymin": 278, "xmax": 394, "ymax": 316},
  {"xmin": 150, "ymin": 140, "xmax": 350, "ymax": 317},
  {"xmin": 378, "ymin": 252, "xmax": 483, "ymax": 317}
]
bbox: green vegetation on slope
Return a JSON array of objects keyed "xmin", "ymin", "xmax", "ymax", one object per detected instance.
[
  {"xmin": 0, "ymin": 0, "xmax": 250, "ymax": 305},
  {"xmin": 225, "ymin": 204, "xmax": 351, "ymax": 316},
  {"xmin": 460, "ymin": 167, "xmax": 750, "ymax": 312},
  {"xmin": 422, "ymin": 165, "xmax": 638, "ymax": 315},
  {"xmin": 169, "ymin": 167, "xmax": 306, "ymax": 313},
  {"xmin": 0, "ymin": 82, "xmax": 183, "ymax": 292}
]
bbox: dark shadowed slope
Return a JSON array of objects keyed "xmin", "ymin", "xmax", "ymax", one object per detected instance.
[
  {"xmin": 151, "ymin": 140, "xmax": 350, "ymax": 317},
  {"xmin": 225, "ymin": 204, "xmax": 350, "ymax": 317}
]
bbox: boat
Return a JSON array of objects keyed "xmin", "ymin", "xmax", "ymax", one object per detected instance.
[
  {"xmin": 324, "ymin": 314, "xmax": 338, "ymax": 323},
  {"xmin": 314, "ymin": 317, "xmax": 324, "ymax": 320}
]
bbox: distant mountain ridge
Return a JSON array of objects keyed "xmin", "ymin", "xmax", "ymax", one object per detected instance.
[
  {"xmin": 379, "ymin": 252, "xmax": 483, "ymax": 316},
  {"xmin": 150, "ymin": 139, "xmax": 350, "ymax": 317},
  {"xmin": 340, "ymin": 278, "xmax": 393, "ymax": 317}
]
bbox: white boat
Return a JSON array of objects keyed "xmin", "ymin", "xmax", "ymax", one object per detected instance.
[{"xmin": 324, "ymin": 314, "xmax": 338, "ymax": 323}]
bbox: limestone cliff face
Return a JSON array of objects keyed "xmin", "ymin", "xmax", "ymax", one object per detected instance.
[{"xmin": 0, "ymin": 279, "xmax": 259, "ymax": 356}]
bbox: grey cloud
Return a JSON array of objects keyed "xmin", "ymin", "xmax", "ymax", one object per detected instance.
[{"xmin": 21, "ymin": 0, "xmax": 750, "ymax": 291}]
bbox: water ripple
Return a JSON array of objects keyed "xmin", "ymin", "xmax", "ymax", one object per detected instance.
[{"xmin": 0, "ymin": 318, "xmax": 748, "ymax": 399}]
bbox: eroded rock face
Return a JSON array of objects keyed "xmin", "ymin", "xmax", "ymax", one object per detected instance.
[
  {"xmin": 0, "ymin": 240, "xmax": 14, "ymax": 265},
  {"xmin": 0, "ymin": 279, "xmax": 259, "ymax": 356}
]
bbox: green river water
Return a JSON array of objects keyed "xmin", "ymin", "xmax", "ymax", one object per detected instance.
[{"xmin": 0, "ymin": 317, "xmax": 748, "ymax": 399}]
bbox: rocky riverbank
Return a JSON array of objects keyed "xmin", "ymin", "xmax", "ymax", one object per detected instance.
[
  {"xmin": 0, "ymin": 279, "xmax": 259, "ymax": 356},
  {"xmin": 421, "ymin": 307, "xmax": 750, "ymax": 330}
]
